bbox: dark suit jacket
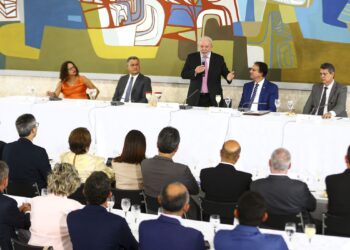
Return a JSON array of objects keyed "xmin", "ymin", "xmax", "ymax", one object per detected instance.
[
  {"xmin": 112, "ymin": 74, "xmax": 152, "ymax": 103},
  {"xmin": 200, "ymin": 163, "xmax": 252, "ymax": 202},
  {"xmin": 0, "ymin": 141, "xmax": 5, "ymax": 161},
  {"xmin": 326, "ymin": 169, "xmax": 350, "ymax": 216},
  {"xmin": 2, "ymin": 138, "xmax": 51, "ymax": 190},
  {"xmin": 67, "ymin": 205, "xmax": 138, "ymax": 250},
  {"xmin": 214, "ymin": 225, "xmax": 288, "ymax": 250},
  {"xmin": 250, "ymin": 175, "xmax": 316, "ymax": 215},
  {"xmin": 238, "ymin": 79, "xmax": 279, "ymax": 112},
  {"xmin": 303, "ymin": 82, "xmax": 347, "ymax": 117},
  {"xmin": 139, "ymin": 215, "xmax": 205, "ymax": 250},
  {"xmin": 181, "ymin": 52, "xmax": 231, "ymax": 106},
  {"xmin": 0, "ymin": 193, "xmax": 30, "ymax": 250},
  {"xmin": 141, "ymin": 156, "xmax": 199, "ymax": 197}
]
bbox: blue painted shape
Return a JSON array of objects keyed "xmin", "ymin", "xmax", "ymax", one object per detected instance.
[
  {"xmin": 24, "ymin": 0, "xmax": 86, "ymax": 49},
  {"xmin": 245, "ymin": 0, "xmax": 255, "ymax": 21},
  {"xmin": 322, "ymin": 0, "xmax": 348, "ymax": 28},
  {"xmin": 237, "ymin": 0, "xmax": 247, "ymax": 21},
  {"xmin": 67, "ymin": 15, "xmax": 82, "ymax": 23},
  {"xmin": 233, "ymin": 22, "xmax": 243, "ymax": 36},
  {"xmin": 168, "ymin": 5, "xmax": 198, "ymax": 27},
  {"xmin": 295, "ymin": 0, "xmax": 350, "ymax": 43}
]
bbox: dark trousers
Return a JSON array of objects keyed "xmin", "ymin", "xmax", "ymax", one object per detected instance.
[{"xmin": 198, "ymin": 93, "xmax": 212, "ymax": 107}]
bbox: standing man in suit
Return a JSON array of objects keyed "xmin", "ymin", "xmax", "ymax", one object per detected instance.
[
  {"xmin": 0, "ymin": 161, "xmax": 31, "ymax": 250},
  {"xmin": 214, "ymin": 191, "xmax": 288, "ymax": 250},
  {"xmin": 325, "ymin": 145, "xmax": 350, "ymax": 216},
  {"xmin": 181, "ymin": 36, "xmax": 235, "ymax": 107},
  {"xmin": 112, "ymin": 56, "xmax": 152, "ymax": 103},
  {"xmin": 2, "ymin": 114, "xmax": 51, "ymax": 190},
  {"xmin": 303, "ymin": 63, "xmax": 347, "ymax": 118},
  {"xmin": 67, "ymin": 171, "xmax": 138, "ymax": 250},
  {"xmin": 200, "ymin": 140, "xmax": 252, "ymax": 202},
  {"xmin": 250, "ymin": 148, "xmax": 316, "ymax": 218},
  {"xmin": 139, "ymin": 182, "xmax": 205, "ymax": 250},
  {"xmin": 239, "ymin": 62, "xmax": 278, "ymax": 112}
]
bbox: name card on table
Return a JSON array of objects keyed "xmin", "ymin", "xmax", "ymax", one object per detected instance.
[
  {"xmin": 208, "ymin": 107, "xmax": 233, "ymax": 114},
  {"xmin": 156, "ymin": 102, "xmax": 180, "ymax": 110},
  {"xmin": 295, "ymin": 114, "xmax": 322, "ymax": 123}
]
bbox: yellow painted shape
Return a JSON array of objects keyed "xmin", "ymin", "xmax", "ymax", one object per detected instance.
[
  {"xmin": 279, "ymin": 4, "xmax": 297, "ymax": 23},
  {"xmin": 212, "ymin": 40, "xmax": 234, "ymax": 70},
  {"xmin": 0, "ymin": 23, "xmax": 40, "ymax": 59},
  {"xmin": 164, "ymin": 26, "xmax": 192, "ymax": 35},
  {"xmin": 87, "ymin": 29, "xmax": 159, "ymax": 59}
]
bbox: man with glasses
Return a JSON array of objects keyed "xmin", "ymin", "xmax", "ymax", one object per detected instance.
[{"xmin": 2, "ymin": 114, "xmax": 51, "ymax": 189}]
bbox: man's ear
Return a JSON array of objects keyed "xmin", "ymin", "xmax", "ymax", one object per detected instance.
[
  {"xmin": 234, "ymin": 208, "xmax": 239, "ymax": 219},
  {"xmin": 157, "ymin": 196, "xmax": 161, "ymax": 206},
  {"xmin": 262, "ymin": 212, "xmax": 268, "ymax": 223},
  {"xmin": 183, "ymin": 203, "xmax": 190, "ymax": 213}
]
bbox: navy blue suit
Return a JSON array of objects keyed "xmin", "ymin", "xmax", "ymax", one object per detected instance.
[
  {"xmin": 67, "ymin": 205, "xmax": 138, "ymax": 250},
  {"xmin": 0, "ymin": 193, "xmax": 30, "ymax": 250},
  {"xmin": 214, "ymin": 225, "xmax": 288, "ymax": 250},
  {"xmin": 239, "ymin": 79, "xmax": 278, "ymax": 111},
  {"xmin": 2, "ymin": 138, "xmax": 51, "ymax": 190},
  {"xmin": 0, "ymin": 141, "xmax": 5, "ymax": 161},
  {"xmin": 139, "ymin": 215, "xmax": 205, "ymax": 250}
]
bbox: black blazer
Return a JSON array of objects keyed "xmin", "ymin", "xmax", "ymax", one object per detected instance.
[
  {"xmin": 250, "ymin": 175, "xmax": 316, "ymax": 215},
  {"xmin": 2, "ymin": 138, "xmax": 51, "ymax": 190},
  {"xmin": 0, "ymin": 141, "xmax": 5, "ymax": 161},
  {"xmin": 0, "ymin": 193, "xmax": 30, "ymax": 250},
  {"xmin": 200, "ymin": 163, "xmax": 252, "ymax": 202},
  {"xmin": 326, "ymin": 169, "xmax": 350, "ymax": 216},
  {"xmin": 181, "ymin": 52, "xmax": 231, "ymax": 106},
  {"xmin": 112, "ymin": 74, "xmax": 152, "ymax": 103}
]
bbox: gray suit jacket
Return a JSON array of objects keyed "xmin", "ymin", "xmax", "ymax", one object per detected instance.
[
  {"xmin": 303, "ymin": 82, "xmax": 347, "ymax": 117},
  {"xmin": 112, "ymin": 74, "xmax": 152, "ymax": 103},
  {"xmin": 141, "ymin": 156, "xmax": 199, "ymax": 197}
]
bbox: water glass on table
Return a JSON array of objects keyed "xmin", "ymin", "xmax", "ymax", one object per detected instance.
[
  {"xmin": 121, "ymin": 198, "xmax": 131, "ymax": 218},
  {"xmin": 209, "ymin": 214, "xmax": 220, "ymax": 235}
]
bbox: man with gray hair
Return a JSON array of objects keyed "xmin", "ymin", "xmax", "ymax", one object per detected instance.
[
  {"xmin": 2, "ymin": 114, "xmax": 51, "ymax": 189},
  {"xmin": 0, "ymin": 161, "xmax": 31, "ymax": 250},
  {"xmin": 250, "ymin": 148, "xmax": 316, "ymax": 217}
]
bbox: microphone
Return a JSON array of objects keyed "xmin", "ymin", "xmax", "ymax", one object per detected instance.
[
  {"xmin": 238, "ymin": 102, "xmax": 268, "ymax": 112},
  {"xmin": 199, "ymin": 60, "xmax": 205, "ymax": 77},
  {"xmin": 180, "ymin": 89, "xmax": 199, "ymax": 110}
]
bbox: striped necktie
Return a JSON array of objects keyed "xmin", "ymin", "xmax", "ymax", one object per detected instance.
[
  {"xmin": 124, "ymin": 76, "xmax": 134, "ymax": 102},
  {"xmin": 248, "ymin": 83, "xmax": 259, "ymax": 108}
]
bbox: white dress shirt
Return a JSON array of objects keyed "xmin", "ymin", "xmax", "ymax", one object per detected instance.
[
  {"xmin": 250, "ymin": 78, "xmax": 265, "ymax": 111},
  {"xmin": 121, "ymin": 74, "xmax": 139, "ymax": 102},
  {"xmin": 316, "ymin": 80, "xmax": 335, "ymax": 116}
]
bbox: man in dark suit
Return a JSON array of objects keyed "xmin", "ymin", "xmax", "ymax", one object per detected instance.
[
  {"xmin": 200, "ymin": 140, "xmax": 251, "ymax": 202},
  {"xmin": 250, "ymin": 148, "xmax": 316, "ymax": 217},
  {"xmin": 214, "ymin": 191, "xmax": 288, "ymax": 250},
  {"xmin": 303, "ymin": 63, "xmax": 347, "ymax": 118},
  {"xmin": 0, "ymin": 161, "xmax": 31, "ymax": 250},
  {"xmin": 139, "ymin": 182, "xmax": 205, "ymax": 250},
  {"xmin": 112, "ymin": 56, "xmax": 152, "ymax": 103},
  {"xmin": 67, "ymin": 171, "xmax": 138, "ymax": 250},
  {"xmin": 181, "ymin": 36, "xmax": 235, "ymax": 107},
  {"xmin": 325, "ymin": 145, "xmax": 350, "ymax": 216},
  {"xmin": 239, "ymin": 62, "xmax": 278, "ymax": 112},
  {"xmin": 0, "ymin": 141, "xmax": 5, "ymax": 160},
  {"xmin": 2, "ymin": 114, "xmax": 51, "ymax": 190}
]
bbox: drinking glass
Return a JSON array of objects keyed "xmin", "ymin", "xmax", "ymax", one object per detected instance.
[
  {"xmin": 275, "ymin": 99, "xmax": 281, "ymax": 112},
  {"xmin": 107, "ymin": 195, "xmax": 115, "ymax": 212},
  {"xmin": 305, "ymin": 223, "xmax": 316, "ymax": 243},
  {"xmin": 215, "ymin": 95, "xmax": 221, "ymax": 107},
  {"xmin": 287, "ymin": 100, "xmax": 294, "ymax": 114},
  {"xmin": 285, "ymin": 222, "xmax": 296, "ymax": 242},
  {"xmin": 121, "ymin": 198, "xmax": 131, "ymax": 218},
  {"xmin": 41, "ymin": 188, "xmax": 48, "ymax": 196},
  {"xmin": 224, "ymin": 97, "xmax": 231, "ymax": 108},
  {"xmin": 131, "ymin": 204, "xmax": 141, "ymax": 224},
  {"xmin": 154, "ymin": 92, "xmax": 162, "ymax": 102},
  {"xmin": 145, "ymin": 92, "xmax": 152, "ymax": 103},
  {"xmin": 209, "ymin": 214, "xmax": 220, "ymax": 234}
]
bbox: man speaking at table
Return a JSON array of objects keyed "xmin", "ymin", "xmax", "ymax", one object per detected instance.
[{"xmin": 181, "ymin": 36, "xmax": 235, "ymax": 107}]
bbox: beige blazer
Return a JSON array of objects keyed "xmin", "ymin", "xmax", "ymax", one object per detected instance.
[{"xmin": 112, "ymin": 162, "xmax": 143, "ymax": 190}]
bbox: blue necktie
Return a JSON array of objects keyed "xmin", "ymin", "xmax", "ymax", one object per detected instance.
[
  {"xmin": 124, "ymin": 76, "xmax": 134, "ymax": 102},
  {"xmin": 249, "ymin": 84, "xmax": 259, "ymax": 108}
]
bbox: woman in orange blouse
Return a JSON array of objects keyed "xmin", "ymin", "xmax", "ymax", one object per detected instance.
[{"xmin": 47, "ymin": 61, "xmax": 100, "ymax": 99}]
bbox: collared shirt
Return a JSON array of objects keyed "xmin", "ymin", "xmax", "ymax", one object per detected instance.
[
  {"xmin": 200, "ymin": 52, "xmax": 211, "ymax": 71},
  {"xmin": 121, "ymin": 74, "xmax": 139, "ymax": 102},
  {"xmin": 316, "ymin": 80, "xmax": 335, "ymax": 116},
  {"xmin": 269, "ymin": 173, "xmax": 288, "ymax": 176},
  {"xmin": 159, "ymin": 212, "xmax": 183, "ymax": 225},
  {"xmin": 250, "ymin": 78, "xmax": 265, "ymax": 111},
  {"xmin": 220, "ymin": 161, "xmax": 235, "ymax": 168}
]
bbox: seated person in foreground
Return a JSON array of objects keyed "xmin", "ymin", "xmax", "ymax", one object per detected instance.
[
  {"xmin": 139, "ymin": 182, "xmax": 205, "ymax": 250},
  {"xmin": 112, "ymin": 130, "xmax": 146, "ymax": 190},
  {"xmin": 60, "ymin": 127, "xmax": 114, "ymax": 182},
  {"xmin": 214, "ymin": 191, "xmax": 288, "ymax": 250},
  {"xmin": 68, "ymin": 171, "xmax": 138, "ymax": 250}
]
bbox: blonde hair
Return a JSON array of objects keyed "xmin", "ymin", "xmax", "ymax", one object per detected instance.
[{"xmin": 47, "ymin": 163, "xmax": 81, "ymax": 196}]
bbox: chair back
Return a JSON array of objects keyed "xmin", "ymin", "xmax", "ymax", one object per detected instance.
[
  {"xmin": 111, "ymin": 188, "xmax": 146, "ymax": 212},
  {"xmin": 261, "ymin": 212, "xmax": 304, "ymax": 232},
  {"xmin": 5, "ymin": 181, "xmax": 40, "ymax": 198},
  {"xmin": 11, "ymin": 238, "xmax": 53, "ymax": 250},
  {"xmin": 322, "ymin": 213, "xmax": 350, "ymax": 237},
  {"xmin": 200, "ymin": 198, "xmax": 236, "ymax": 225},
  {"xmin": 68, "ymin": 183, "xmax": 86, "ymax": 204}
]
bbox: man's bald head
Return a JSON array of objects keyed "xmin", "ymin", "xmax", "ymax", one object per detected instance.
[
  {"xmin": 220, "ymin": 140, "xmax": 241, "ymax": 164},
  {"xmin": 159, "ymin": 182, "xmax": 189, "ymax": 214}
]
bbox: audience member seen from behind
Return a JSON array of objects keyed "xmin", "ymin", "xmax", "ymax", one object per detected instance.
[
  {"xmin": 112, "ymin": 130, "xmax": 146, "ymax": 190},
  {"xmin": 47, "ymin": 61, "xmax": 99, "ymax": 99},
  {"xmin": 28, "ymin": 163, "xmax": 82, "ymax": 250},
  {"xmin": 214, "ymin": 191, "xmax": 288, "ymax": 250},
  {"xmin": 139, "ymin": 182, "xmax": 205, "ymax": 250},
  {"xmin": 0, "ymin": 161, "xmax": 31, "ymax": 250},
  {"xmin": 67, "ymin": 171, "xmax": 138, "ymax": 250},
  {"xmin": 2, "ymin": 113, "xmax": 51, "ymax": 189},
  {"xmin": 60, "ymin": 127, "xmax": 114, "ymax": 182}
]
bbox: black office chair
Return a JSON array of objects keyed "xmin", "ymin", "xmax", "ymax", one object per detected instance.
[
  {"xmin": 261, "ymin": 212, "xmax": 304, "ymax": 232},
  {"xmin": 111, "ymin": 188, "xmax": 146, "ymax": 212},
  {"xmin": 5, "ymin": 181, "xmax": 40, "ymax": 198},
  {"xmin": 144, "ymin": 194, "xmax": 160, "ymax": 214},
  {"xmin": 200, "ymin": 198, "xmax": 237, "ymax": 225},
  {"xmin": 11, "ymin": 238, "xmax": 53, "ymax": 250},
  {"xmin": 322, "ymin": 213, "xmax": 350, "ymax": 237},
  {"xmin": 68, "ymin": 183, "xmax": 86, "ymax": 204}
]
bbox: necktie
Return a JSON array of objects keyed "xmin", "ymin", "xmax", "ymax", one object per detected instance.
[
  {"xmin": 124, "ymin": 76, "xmax": 134, "ymax": 102},
  {"xmin": 317, "ymin": 86, "xmax": 328, "ymax": 115},
  {"xmin": 201, "ymin": 55, "xmax": 208, "ymax": 93},
  {"xmin": 248, "ymin": 84, "xmax": 259, "ymax": 109}
]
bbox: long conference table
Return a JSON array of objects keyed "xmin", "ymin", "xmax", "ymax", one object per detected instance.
[{"xmin": 8, "ymin": 194, "xmax": 350, "ymax": 250}]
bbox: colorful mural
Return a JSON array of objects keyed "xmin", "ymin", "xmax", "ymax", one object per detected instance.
[{"xmin": 0, "ymin": 0, "xmax": 349, "ymax": 83}]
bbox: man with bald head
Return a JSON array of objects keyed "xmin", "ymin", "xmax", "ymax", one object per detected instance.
[
  {"xmin": 139, "ymin": 182, "xmax": 205, "ymax": 250},
  {"xmin": 181, "ymin": 36, "xmax": 235, "ymax": 107},
  {"xmin": 200, "ymin": 140, "xmax": 252, "ymax": 203}
]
